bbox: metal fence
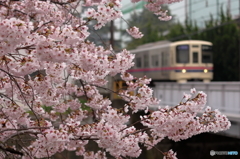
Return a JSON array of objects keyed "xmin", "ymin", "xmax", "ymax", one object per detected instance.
[{"xmin": 152, "ymin": 82, "xmax": 240, "ymax": 122}]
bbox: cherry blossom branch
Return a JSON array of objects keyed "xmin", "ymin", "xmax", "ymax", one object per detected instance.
[
  {"xmin": 0, "ymin": 2, "xmax": 9, "ymax": 8},
  {"xmin": 73, "ymin": 136, "xmax": 99, "ymax": 141},
  {"xmin": 120, "ymin": 116, "xmax": 149, "ymax": 133},
  {"xmin": 11, "ymin": 0, "xmax": 76, "ymax": 5},
  {"xmin": 0, "ymin": 68, "xmax": 40, "ymax": 124},
  {"xmin": 40, "ymin": 0, "xmax": 76, "ymax": 5},
  {"xmin": 0, "ymin": 145, "xmax": 24, "ymax": 156},
  {"xmin": 144, "ymin": 143, "xmax": 165, "ymax": 156},
  {"xmin": 16, "ymin": 45, "xmax": 36, "ymax": 51},
  {"xmin": 0, "ymin": 127, "xmax": 50, "ymax": 133},
  {"xmin": 122, "ymin": 127, "xmax": 151, "ymax": 139},
  {"xmin": 31, "ymin": 21, "xmax": 53, "ymax": 33},
  {"xmin": 79, "ymin": 79, "xmax": 97, "ymax": 121}
]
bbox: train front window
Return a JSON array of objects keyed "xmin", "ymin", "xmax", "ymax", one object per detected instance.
[
  {"xmin": 176, "ymin": 45, "xmax": 189, "ymax": 63},
  {"xmin": 202, "ymin": 45, "xmax": 212, "ymax": 63},
  {"xmin": 193, "ymin": 52, "xmax": 198, "ymax": 63}
]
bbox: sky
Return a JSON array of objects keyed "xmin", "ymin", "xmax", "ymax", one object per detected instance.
[
  {"xmin": 119, "ymin": 0, "xmax": 240, "ymax": 30},
  {"xmin": 120, "ymin": 0, "xmax": 185, "ymax": 23}
]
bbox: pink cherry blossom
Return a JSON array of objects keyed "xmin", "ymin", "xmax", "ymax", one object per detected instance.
[
  {"xmin": 163, "ymin": 149, "xmax": 177, "ymax": 159},
  {"xmin": 0, "ymin": 0, "xmax": 231, "ymax": 159},
  {"xmin": 126, "ymin": 26, "xmax": 144, "ymax": 39}
]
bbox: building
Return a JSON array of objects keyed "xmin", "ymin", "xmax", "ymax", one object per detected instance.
[{"xmin": 169, "ymin": 0, "xmax": 240, "ymax": 27}]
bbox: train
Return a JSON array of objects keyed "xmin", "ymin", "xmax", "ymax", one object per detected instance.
[
  {"xmin": 127, "ymin": 40, "xmax": 213, "ymax": 83},
  {"xmin": 111, "ymin": 40, "xmax": 213, "ymax": 99}
]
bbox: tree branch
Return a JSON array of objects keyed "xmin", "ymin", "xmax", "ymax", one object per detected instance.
[{"xmin": 0, "ymin": 145, "xmax": 24, "ymax": 156}]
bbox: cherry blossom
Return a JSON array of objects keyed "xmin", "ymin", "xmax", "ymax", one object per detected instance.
[
  {"xmin": 126, "ymin": 26, "xmax": 144, "ymax": 39},
  {"xmin": 163, "ymin": 149, "xmax": 177, "ymax": 159},
  {"xmin": 0, "ymin": 0, "xmax": 231, "ymax": 159}
]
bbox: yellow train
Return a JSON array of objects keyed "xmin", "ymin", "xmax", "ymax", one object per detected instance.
[
  {"xmin": 128, "ymin": 40, "xmax": 213, "ymax": 83},
  {"xmin": 112, "ymin": 40, "xmax": 213, "ymax": 99}
]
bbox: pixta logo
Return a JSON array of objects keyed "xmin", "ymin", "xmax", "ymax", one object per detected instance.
[
  {"xmin": 210, "ymin": 150, "xmax": 238, "ymax": 156},
  {"xmin": 228, "ymin": 151, "xmax": 238, "ymax": 155}
]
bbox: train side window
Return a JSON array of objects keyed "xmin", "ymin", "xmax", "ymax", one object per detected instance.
[
  {"xmin": 151, "ymin": 55, "xmax": 159, "ymax": 67},
  {"xmin": 136, "ymin": 57, "xmax": 142, "ymax": 68},
  {"xmin": 176, "ymin": 45, "xmax": 189, "ymax": 63},
  {"xmin": 144, "ymin": 54, "xmax": 149, "ymax": 67},
  {"xmin": 193, "ymin": 52, "xmax": 198, "ymax": 63},
  {"xmin": 202, "ymin": 45, "xmax": 212, "ymax": 63}
]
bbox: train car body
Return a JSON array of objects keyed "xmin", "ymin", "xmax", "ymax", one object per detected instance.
[{"xmin": 128, "ymin": 40, "xmax": 213, "ymax": 83}]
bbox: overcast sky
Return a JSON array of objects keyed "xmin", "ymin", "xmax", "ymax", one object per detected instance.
[{"xmin": 121, "ymin": 0, "xmax": 185, "ymax": 22}]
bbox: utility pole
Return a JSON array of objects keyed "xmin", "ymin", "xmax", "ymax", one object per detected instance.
[
  {"xmin": 185, "ymin": 0, "xmax": 188, "ymax": 20},
  {"xmin": 110, "ymin": 20, "xmax": 114, "ymax": 100},
  {"xmin": 227, "ymin": 0, "xmax": 231, "ymax": 16},
  {"xmin": 110, "ymin": 20, "xmax": 114, "ymax": 49},
  {"xmin": 189, "ymin": 0, "xmax": 191, "ymax": 21}
]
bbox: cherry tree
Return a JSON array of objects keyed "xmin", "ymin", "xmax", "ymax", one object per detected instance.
[{"xmin": 0, "ymin": 0, "xmax": 230, "ymax": 159}]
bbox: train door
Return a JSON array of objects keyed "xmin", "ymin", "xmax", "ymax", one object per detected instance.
[{"xmin": 161, "ymin": 50, "xmax": 169, "ymax": 78}]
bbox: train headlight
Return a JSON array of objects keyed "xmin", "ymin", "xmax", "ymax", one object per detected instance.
[
  {"xmin": 182, "ymin": 69, "xmax": 186, "ymax": 73},
  {"xmin": 204, "ymin": 69, "xmax": 208, "ymax": 73}
]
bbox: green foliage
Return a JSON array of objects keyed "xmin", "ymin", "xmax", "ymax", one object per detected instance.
[
  {"xmin": 78, "ymin": 98, "xmax": 92, "ymax": 112},
  {"xmin": 199, "ymin": 11, "xmax": 240, "ymax": 81},
  {"xmin": 124, "ymin": 6, "xmax": 173, "ymax": 49},
  {"xmin": 26, "ymin": 99, "xmax": 92, "ymax": 116},
  {"xmin": 42, "ymin": 105, "xmax": 53, "ymax": 112},
  {"xmin": 166, "ymin": 20, "xmax": 199, "ymax": 41}
]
